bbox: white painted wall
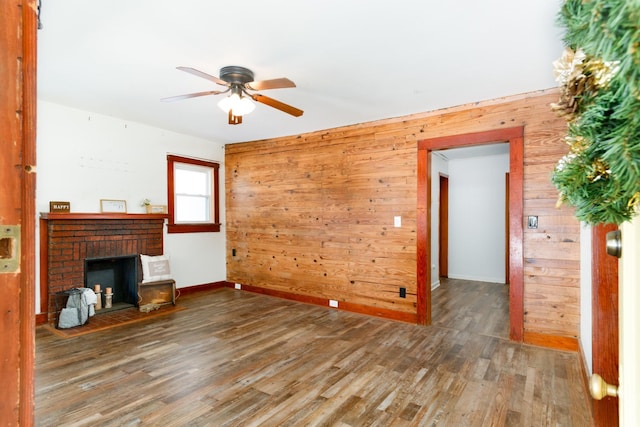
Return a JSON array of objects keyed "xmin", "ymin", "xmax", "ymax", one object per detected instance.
[
  {"xmin": 447, "ymin": 153, "xmax": 509, "ymax": 283},
  {"xmin": 35, "ymin": 101, "xmax": 227, "ymax": 312}
]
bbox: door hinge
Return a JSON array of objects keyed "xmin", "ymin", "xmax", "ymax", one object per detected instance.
[{"xmin": 0, "ymin": 225, "xmax": 20, "ymax": 273}]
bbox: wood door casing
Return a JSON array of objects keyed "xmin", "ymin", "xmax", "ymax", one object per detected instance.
[
  {"xmin": 505, "ymin": 172, "xmax": 510, "ymax": 284},
  {"xmin": 438, "ymin": 174, "xmax": 449, "ymax": 279},
  {"xmin": 0, "ymin": 0, "xmax": 37, "ymax": 424},
  {"xmin": 417, "ymin": 126, "xmax": 524, "ymax": 340}
]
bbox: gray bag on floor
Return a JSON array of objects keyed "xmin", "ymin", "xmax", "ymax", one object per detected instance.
[{"xmin": 58, "ymin": 289, "xmax": 89, "ymax": 329}]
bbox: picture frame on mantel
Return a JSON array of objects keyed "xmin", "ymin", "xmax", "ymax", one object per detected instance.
[
  {"xmin": 146, "ymin": 204, "xmax": 167, "ymax": 214},
  {"xmin": 100, "ymin": 199, "xmax": 127, "ymax": 213}
]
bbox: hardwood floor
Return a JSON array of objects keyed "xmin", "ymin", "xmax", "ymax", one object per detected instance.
[
  {"xmin": 35, "ymin": 279, "xmax": 593, "ymax": 426},
  {"xmin": 432, "ymin": 278, "xmax": 510, "ymax": 340}
]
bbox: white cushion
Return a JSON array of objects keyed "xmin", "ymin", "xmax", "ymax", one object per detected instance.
[{"xmin": 140, "ymin": 254, "xmax": 172, "ymax": 283}]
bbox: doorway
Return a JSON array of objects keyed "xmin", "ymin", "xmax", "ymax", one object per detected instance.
[
  {"xmin": 433, "ymin": 147, "xmax": 510, "ymax": 338},
  {"xmin": 434, "ymin": 145, "xmax": 509, "ymax": 285},
  {"xmin": 416, "ymin": 127, "xmax": 524, "ymax": 342}
]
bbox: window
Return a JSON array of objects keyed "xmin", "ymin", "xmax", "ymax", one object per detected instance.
[{"xmin": 167, "ymin": 155, "xmax": 220, "ymax": 233}]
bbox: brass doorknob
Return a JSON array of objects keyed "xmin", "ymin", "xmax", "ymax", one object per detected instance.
[{"xmin": 589, "ymin": 373, "xmax": 618, "ymax": 400}]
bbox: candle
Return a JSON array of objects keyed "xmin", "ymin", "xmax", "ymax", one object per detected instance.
[
  {"xmin": 106, "ymin": 287, "xmax": 112, "ymax": 295},
  {"xmin": 94, "ymin": 284, "xmax": 101, "ymax": 292}
]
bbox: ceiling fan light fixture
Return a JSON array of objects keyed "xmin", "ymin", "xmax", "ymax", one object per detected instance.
[
  {"xmin": 217, "ymin": 92, "xmax": 255, "ymax": 116},
  {"xmin": 217, "ymin": 94, "xmax": 234, "ymax": 113},
  {"xmin": 237, "ymin": 96, "xmax": 256, "ymax": 116}
]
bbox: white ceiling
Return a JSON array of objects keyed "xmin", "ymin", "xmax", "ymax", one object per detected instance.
[{"xmin": 37, "ymin": 0, "xmax": 564, "ymax": 145}]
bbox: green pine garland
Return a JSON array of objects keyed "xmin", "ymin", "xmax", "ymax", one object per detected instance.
[{"xmin": 551, "ymin": 0, "xmax": 640, "ymax": 225}]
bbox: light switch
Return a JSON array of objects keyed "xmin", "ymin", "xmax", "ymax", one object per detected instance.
[{"xmin": 394, "ymin": 216, "xmax": 402, "ymax": 228}]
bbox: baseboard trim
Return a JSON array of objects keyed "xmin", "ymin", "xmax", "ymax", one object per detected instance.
[
  {"xmin": 35, "ymin": 313, "xmax": 47, "ymax": 326},
  {"xmin": 523, "ymin": 331, "xmax": 580, "ymax": 352},
  {"xmin": 177, "ymin": 281, "xmax": 228, "ymax": 296},
  {"xmin": 231, "ymin": 283, "xmax": 417, "ymax": 324},
  {"xmin": 446, "ymin": 274, "xmax": 505, "ymax": 284}
]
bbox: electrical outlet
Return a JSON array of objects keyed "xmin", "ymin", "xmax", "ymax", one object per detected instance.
[
  {"xmin": 394, "ymin": 216, "xmax": 402, "ymax": 228},
  {"xmin": 399, "ymin": 287, "xmax": 406, "ymax": 298},
  {"xmin": 234, "ymin": 283, "xmax": 241, "ymax": 290},
  {"xmin": 329, "ymin": 299, "xmax": 338, "ymax": 308}
]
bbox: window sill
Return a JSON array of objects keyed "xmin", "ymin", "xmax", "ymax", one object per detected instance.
[{"xmin": 167, "ymin": 223, "xmax": 221, "ymax": 233}]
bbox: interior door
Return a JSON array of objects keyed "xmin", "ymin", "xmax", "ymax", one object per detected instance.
[
  {"xmin": 591, "ymin": 224, "xmax": 619, "ymax": 425},
  {"xmin": 591, "ymin": 217, "xmax": 640, "ymax": 426}
]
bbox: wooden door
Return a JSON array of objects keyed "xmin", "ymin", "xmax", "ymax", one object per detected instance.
[
  {"xmin": 0, "ymin": 0, "xmax": 37, "ymax": 424},
  {"xmin": 438, "ymin": 175, "xmax": 449, "ymax": 279},
  {"xmin": 591, "ymin": 224, "xmax": 619, "ymax": 425}
]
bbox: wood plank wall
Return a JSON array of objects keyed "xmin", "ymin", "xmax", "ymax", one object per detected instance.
[{"xmin": 225, "ymin": 89, "xmax": 582, "ymax": 342}]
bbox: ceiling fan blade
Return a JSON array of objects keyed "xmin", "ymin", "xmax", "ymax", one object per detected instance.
[
  {"xmin": 161, "ymin": 90, "xmax": 226, "ymax": 102},
  {"xmin": 176, "ymin": 66, "xmax": 228, "ymax": 86},
  {"xmin": 246, "ymin": 78, "xmax": 296, "ymax": 91},
  {"xmin": 251, "ymin": 94, "xmax": 304, "ymax": 117}
]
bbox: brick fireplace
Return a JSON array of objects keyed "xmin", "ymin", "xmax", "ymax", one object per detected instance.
[{"xmin": 39, "ymin": 213, "xmax": 167, "ymax": 325}]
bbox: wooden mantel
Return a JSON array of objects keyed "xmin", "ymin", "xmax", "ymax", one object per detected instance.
[{"xmin": 40, "ymin": 212, "xmax": 169, "ymax": 220}]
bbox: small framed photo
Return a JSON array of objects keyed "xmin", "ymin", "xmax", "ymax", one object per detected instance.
[
  {"xmin": 146, "ymin": 205, "xmax": 167, "ymax": 214},
  {"xmin": 100, "ymin": 199, "xmax": 127, "ymax": 213}
]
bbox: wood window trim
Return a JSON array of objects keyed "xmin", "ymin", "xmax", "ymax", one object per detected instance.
[{"xmin": 167, "ymin": 154, "xmax": 221, "ymax": 233}]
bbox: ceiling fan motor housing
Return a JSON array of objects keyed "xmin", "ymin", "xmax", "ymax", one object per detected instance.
[{"xmin": 220, "ymin": 66, "xmax": 255, "ymax": 85}]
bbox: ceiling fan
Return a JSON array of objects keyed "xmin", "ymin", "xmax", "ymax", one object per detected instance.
[{"xmin": 161, "ymin": 66, "xmax": 304, "ymax": 125}]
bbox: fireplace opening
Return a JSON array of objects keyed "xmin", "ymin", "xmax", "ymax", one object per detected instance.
[{"xmin": 84, "ymin": 254, "xmax": 138, "ymax": 313}]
